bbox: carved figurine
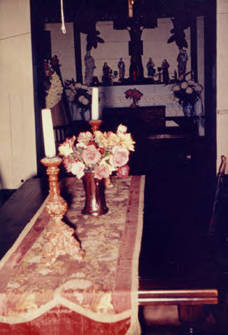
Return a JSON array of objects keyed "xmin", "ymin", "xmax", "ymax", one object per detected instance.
[
  {"xmin": 177, "ymin": 48, "xmax": 188, "ymax": 79},
  {"xmin": 146, "ymin": 57, "xmax": 155, "ymax": 77},
  {"xmin": 118, "ymin": 58, "xmax": 125, "ymax": 81},
  {"xmin": 102, "ymin": 62, "xmax": 112, "ymax": 85},
  {"xmin": 84, "ymin": 50, "xmax": 96, "ymax": 86},
  {"xmin": 161, "ymin": 59, "xmax": 170, "ymax": 85}
]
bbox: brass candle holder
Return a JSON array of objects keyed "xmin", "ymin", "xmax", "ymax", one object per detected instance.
[
  {"xmin": 41, "ymin": 156, "xmax": 85, "ymax": 263},
  {"xmin": 41, "ymin": 157, "xmax": 67, "ymax": 221},
  {"xmin": 89, "ymin": 120, "xmax": 102, "ymax": 132}
]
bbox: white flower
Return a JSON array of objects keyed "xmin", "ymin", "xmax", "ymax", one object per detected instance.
[
  {"xmin": 173, "ymin": 85, "xmax": 180, "ymax": 92},
  {"xmin": 181, "ymin": 81, "xmax": 188, "ymax": 89},
  {"xmin": 195, "ymin": 85, "xmax": 202, "ymax": 92},
  {"xmin": 117, "ymin": 124, "xmax": 127, "ymax": 134},
  {"xmin": 59, "ymin": 142, "xmax": 73, "ymax": 156},
  {"xmin": 187, "ymin": 80, "xmax": 195, "ymax": 86},
  {"xmin": 71, "ymin": 161, "xmax": 85, "ymax": 179},
  {"xmin": 186, "ymin": 87, "xmax": 193, "ymax": 94},
  {"xmin": 46, "ymin": 72, "xmax": 63, "ymax": 108},
  {"xmin": 82, "ymin": 97, "xmax": 89, "ymax": 105}
]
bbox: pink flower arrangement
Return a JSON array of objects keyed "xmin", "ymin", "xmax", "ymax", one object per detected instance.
[
  {"xmin": 125, "ymin": 88, "xmax": 143, "ymax": 107},
  {"xmin": 58, "ymin": 124, "xmax": 135, "ymax": 180}
]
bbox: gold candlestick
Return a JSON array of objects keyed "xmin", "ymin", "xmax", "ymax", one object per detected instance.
[
  {"xmin": 41, "ymin": 157, "xmax": 67, "ymax": 221},
  {"xmin": 41, "ymin": 156, "xmax": 85, "ymax": 264}
]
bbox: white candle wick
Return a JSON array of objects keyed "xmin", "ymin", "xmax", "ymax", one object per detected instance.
[{"xmin": 41, "ymin": 109, "xmax": 56, "ymax": 158}]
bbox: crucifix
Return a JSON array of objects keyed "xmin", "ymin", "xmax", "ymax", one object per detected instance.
[{"xmin": 115, "ymin": 0, "xmax": 157, "ymax": 82}]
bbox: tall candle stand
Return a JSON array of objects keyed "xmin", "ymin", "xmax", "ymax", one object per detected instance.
[
  {"xmin": 41, "ymin": 157, "xmax": 85, "ymax": 264},
  {"xmin": 89, "ymin": 120, "xmax": 113, "ymax": 189}
]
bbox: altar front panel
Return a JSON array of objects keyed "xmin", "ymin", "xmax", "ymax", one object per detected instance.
[{"xmin": 100, "ymin": 84, "xmax": 183, "ymax": 117}]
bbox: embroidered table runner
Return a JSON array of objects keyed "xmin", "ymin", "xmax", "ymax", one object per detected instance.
[{"xmin": 0, "ymin": 175, "xmax": 145, "ymax": 335}]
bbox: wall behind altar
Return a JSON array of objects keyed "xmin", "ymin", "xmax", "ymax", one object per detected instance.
[
  {"xmin": 0, "ymin": 0, "xmax": 37, "ymax": 190},
  {"xmin": 45, "ymin": 18, "xmax": 191, "ymax": 83},
  {"xmin": 217, "ymin": 0, "xmax": 228, "ymax": 171},
  {"xmin": 81, "ymin": 19, "xmax": 191, "ymax": 84},
  {"xmin": 45, "ymin": 23, "xmax": 76, "ymax": 81}
]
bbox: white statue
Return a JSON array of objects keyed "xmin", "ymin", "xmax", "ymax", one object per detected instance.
[{"xmin": 84, "ymin": 50, "xmax": 96, "ymax": 86}]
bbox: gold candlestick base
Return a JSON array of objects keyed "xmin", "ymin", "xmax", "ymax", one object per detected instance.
[
  {"xmin": 41, "ymin": 157, "xmax": 85, "ymax": 264},
  {"xmin": 89, "ymin": 120, "xmax": 102, "ymax": 132}
]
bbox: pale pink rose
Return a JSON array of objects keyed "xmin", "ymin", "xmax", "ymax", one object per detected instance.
[
  {"xmin": 82, "ymin": 144, "xmax": 101, "ymax": 165},
  {"xmin": 58, "ymin": 136, "xmax": 75, "ymax": 156},
  {"xmin": 117, "ymin": 124, "xmax": 127, "ymax": 134},
  {"xmin": 117, "ymin": 165, "xmax": 130, "ymax": 178},
  {"xmin": 94, "ymin": 164, "xmax": 110, "ymax": 180},
  {"xmin": 58, "ymin": 143, "xmax": 73, "ymax": 156},
  {"xmin": 71, "ymin": 161, "xmax": 85, "ymax": 179},
  {"xmin": 110, "ymin": 146, "xmax": 129, "ymax": 167},
  {"xmin": 77, "ymin": 131, "xmax": 93, "ymax": 144},
  {"xmin": 63, "ymin": 156, "xmax": 74, "ymax": 173}
]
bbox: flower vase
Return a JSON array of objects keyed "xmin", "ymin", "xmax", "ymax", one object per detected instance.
[
  {"xmin": 130, "ymin": 98, "xmax": 138, "ymax": 108},
  {"xmin": 183, "ymin": 103, "xmax": 193, "ymax": 117},
  {"xmin": 81, "ymin": 172, "xmax": 108, "ymax": 216}
]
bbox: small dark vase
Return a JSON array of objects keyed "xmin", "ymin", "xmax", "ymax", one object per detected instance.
[
  {"xmin": 130, "ymin": 97, "xmax": 138, "ymax": 108},
  {"xmin": 82, "ymin": 172, "xmax": 108, "ymax": 216}
]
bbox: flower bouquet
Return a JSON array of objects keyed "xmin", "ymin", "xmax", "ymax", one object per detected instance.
[
  {"xmin": 44, "ymin": 58, "xmax": 63, "ymax": 109},
  {"xmin": 58, "ymin": 124, "xmax": 134, "ymax": 180},
  {"xmin": 172, "ymin": 79, "xmax": 203, "ymax": 108},
  {"xmin": 64, "ymin": 80, "xmax": 91, "ymax": 120},
  {"xmin": 58, "ymin": 124, "xmax": 135, "ymax": 215},
  {"xmin": 125, "ymin": 88, "xmax": 143, "ymax": 108}
]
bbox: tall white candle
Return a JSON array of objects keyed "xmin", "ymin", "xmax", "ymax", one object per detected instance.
[
  {"xmin": 91, "ymin": 87, "xmax": 99, "ymax": 120},
  {"xmin": 41, "ymin": 109, "xmax": 56, "ymax": 158}
]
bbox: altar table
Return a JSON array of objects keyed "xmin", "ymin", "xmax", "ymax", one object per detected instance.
[{"xmin": 0, "ymin": 176, "xmax": 145, "ymax": 334}]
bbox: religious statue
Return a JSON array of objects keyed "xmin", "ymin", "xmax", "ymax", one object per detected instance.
[
  {"xmin": 161, "ymin": 59, "xmax": 170, "ymax": 85},
  {"xmin": 146, "ymin": 57, "xmax": 155, "ymax": 77},
  {"xmin": 84, "ymin": 50, "xmax": 96, "ymax": 86},
  {"xmin": 177, "ymin": 48, "xmax": 188, "ymax": 79},
  {"xmin": 118, "ymin": 58, "xmax": 125, "ymax": 81},
  {"xmin": 102, "ymin": 62, "xmax": 112, "ymax": 85}
]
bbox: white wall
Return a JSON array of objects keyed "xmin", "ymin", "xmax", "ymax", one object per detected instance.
[
  {"xmin": 0, "ymin": 0, "xmax": 37, "ymax": 189},
  {"xmin": 45, "ymin": 23, "xmax": 76, "ymax": 81},
  {"xmin": 217, "ymin": 0, "xmax": 228, "ymax": 170}
]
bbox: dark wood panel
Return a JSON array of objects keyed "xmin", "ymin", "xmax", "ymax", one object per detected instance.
[{"xmin": 102, "ymin": 106, "xmax": 166, "ymax": 136}]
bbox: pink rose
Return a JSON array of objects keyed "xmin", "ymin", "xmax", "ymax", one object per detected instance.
[
  {"xmin": 82, "ymin": 144, "xmax": 101, "ymax": 165},
  {"xmin": 77, "ymin": 131, "xmax": 93, "ymax": 143},
  {"xmin": 94, "ymin": 164, "xmax": 110, "ymax": 180},
  {"xmin": 110, "ymin": 146, "xmax": 129, "ymax": 167},
  {"xmin": 63, "ymin": 156, "xmax": 74, "ymax": 173},
  {"xmin": 71, "ymin": 161, "xmax": 85, "ymax": 179},
  {"xmin": 117, "ymin": 165, "xmax": 130, "ymax": 178}
]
